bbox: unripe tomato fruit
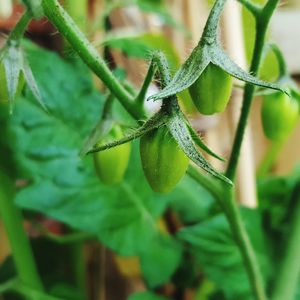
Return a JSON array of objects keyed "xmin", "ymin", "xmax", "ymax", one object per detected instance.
[
  {"xmin": 93, "ymin": 125, "xmax": 131, "ymax": 185},
  {"xmin": 261, "ymin": 92, "xmax": 299, "ymax": 141},
  {"xmin": 0, "ymin": 63, "xmax": 24, "ymax": 103},
  {"xmin": 140, "ymin": 126, "xmax": 189, "ymax": 193},
  {"xmin": 189, "ymin": 63, "xmax": 233, "ymax": 115}
]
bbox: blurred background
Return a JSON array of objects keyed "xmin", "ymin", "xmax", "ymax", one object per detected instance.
[{"xmin": 0, "ymin": 0, "xmax": 299, "ymax": 299}]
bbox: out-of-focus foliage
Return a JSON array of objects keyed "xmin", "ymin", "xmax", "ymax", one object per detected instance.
[{"xmin": 0, "ymin": 42, "xmax": 214, "ymax": 289}]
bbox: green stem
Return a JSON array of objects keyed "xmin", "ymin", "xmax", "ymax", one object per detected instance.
[
  {"xmin": 271, "ymin": 184, "xmax": 300, "ymax": 300},
  {"xmin": 7, "ymin": 10, "xmax": 31, "ymax": 45},
  {"xmin": 256, "ymin": 139, "xmax": 284, "ymax": 177},
  {"xmin": 135, "ymin": 60, "xmax": 156, "ymax": 106},
  {"xmin": 101, "ymin": 93, "xmax": 114, "ymax": 120},
  {"xmin": 224, "ymin": 189, "xmax": 267, "ymax": 300},
  {"xmin": 189, "ymin": 167, "xmax": 267, "ymax": 300},
  {"xmin": 268, "ymin": 44, "xmax": 288, "ymax": 77},
  {"xmin": 0, "ymin": 172, "xmax": 43, "ymax": 293},
  {"xmin": 226, "ymin": 0, "xmax": 280, "ymax": 181},
  {"xmin": 41, "ymin": 0, "xmax": 146, "ymax": 120},
  {"xmin": 238, "ymin": 0, "xmax": 261, "ymax": 17},
  {"xmin": 202, "ymin": 0, "xmax": 227, "ymax": 42},
  {"xmin": 222, "ymin": 1, "xmax": 281, "ymax": 299}
]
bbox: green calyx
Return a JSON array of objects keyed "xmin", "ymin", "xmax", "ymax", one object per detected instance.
[
  {"xmin": 189, "ymin": 63, "xmax": 233, "ymax": 115},
  {"xmin": 86, "ymin": 52, "xmax": 232, "ymax": 188},
  {"xmin": 0, "ymin": 42, "xmax": 46, "ymax": 114},
  {"xmin": 148, "ymin": 0, "xmax": 287, "ymax": 106},
  {"xmin": 0, "ymin": 60, "xmax": 25, "ymax": 107}
]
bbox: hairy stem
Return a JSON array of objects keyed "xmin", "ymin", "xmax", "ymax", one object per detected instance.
[
  {"xmin": 7, "ymin": 10, "xmax": 31, "ymax": 45},
  {"xmin": 271, "ymin": 184, "xmax": 300, "ymax": 300},
  {"xmin": 0, "ymin": 173, "xmax": 43, "ymax": 295},
  {"xmin": 136, "ymin": 60, "xmax": 156, "ymax": 105},
  {"xmin": 202, "ymin": 0, "xmax": 227, "ymax": 41},
  {"xmin": 41, "ymin": 0, "xmax": 146, "ymax": 120}
]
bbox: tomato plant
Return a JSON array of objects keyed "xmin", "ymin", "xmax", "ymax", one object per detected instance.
[{"xmin": 0, "ymin": 0, "xmax": 299, "ymax": 300}]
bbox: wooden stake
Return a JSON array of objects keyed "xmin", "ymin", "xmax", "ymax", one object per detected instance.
[{"xmin": 222, "ymin": 0, "xmax": 257, "ymax": 208}]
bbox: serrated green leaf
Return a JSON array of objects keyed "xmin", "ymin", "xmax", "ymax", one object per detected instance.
[
  {"xmin": 178, "ymin": 209, "xmax": 271, "ymax": 300},
  {"xmin": 0, "ymin": 42, "xmax": 199, "ymax": 285}
]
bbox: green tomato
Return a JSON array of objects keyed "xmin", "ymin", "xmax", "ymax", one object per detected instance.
[
  {"xmin": 0, "ymin": 62, "xmax": 24, "ymax": 103},
  {"xmin": 140, "ymin": 126, "xmax": 189, "ymax": 193},
  {"xmin": 188, "ymin": 63, "xmax": 233, "ymax": 115},
  {"xmin": 93, "ymin": 125, "xmax": 131, "ymax": 185},
  {"xmin": 261, "ymin": 92, "xmax": 299, "ymax": 141}
]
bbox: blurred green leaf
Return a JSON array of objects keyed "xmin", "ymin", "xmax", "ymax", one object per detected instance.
[
  {"xmin": 169, "ymin": 179, "xmax": 215, "ymax": 224},
  {"xmin": 102, "ymin": 0, "xmax": 185, "ymax": 32},
  {"xmin": 103, "ymin": 32, "xmax": 180, "ymax": 69},
  {"xmin": 49, "ymin": 283, "xmax": 84, "ymax": 300},
  {"xmin": 0, "ymin": 257, "xmax": 16, "ymax": 284},
  {"xmin": 139, "ymin": 234, "xmax": 182, "ymax": 288},
  {"xmin": 178, "ymin": 208, "xmax": 271, "ymax": 300},
  {"xmin": 0, "ymin": 42, "xmax": 210, "ymax": 286},
  {"xmin": 258, "ymin": 165, "xmax": 300, "ymax": 232}
]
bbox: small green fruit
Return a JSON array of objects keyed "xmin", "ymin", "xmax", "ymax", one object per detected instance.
[
  {"xmin": 140, "ymin": 126, "xmax": 189, "ymax": 193},
  {"xmin": 93, "ymin": 125, "xmax": 131, "ymax": 185},
  {"xmin": 262, "ymin": 92, "xmax": 299, "ymax": 141},
  {"xmin": 189, "ymin": 63, "xmax": 232, "ymax": 115}
]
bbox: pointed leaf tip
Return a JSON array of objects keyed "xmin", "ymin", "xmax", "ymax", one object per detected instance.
[{"xmin": 166, "ymin": 111, "xmax": 232, "ymax": 186}]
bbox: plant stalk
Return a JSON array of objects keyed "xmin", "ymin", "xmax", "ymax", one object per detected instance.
[
  {"xmin": 222, "ymin": 1, "xmax": 280, "ymax": 299},
  {"xmin": 256, "ymin": 139, "xmax": 284, "ymax": 177},
  {"xmin": 226, "ymin": 0, "xmax": 280, "ymax": 180},
  {"xmin": 41, "ymin": 0, "xmax": 146, "ymax": 120},
  {"xmin": 37, "ymin": 1, "xmax": 279, "ymax": 300},
  {"xmin": 223, "ymin": 189, "xmax": 267, "ymax": 300},
  {"xmin": 0, "ymin": 172, "xmax": 43, "ymax": 293},
  {"xmin": 271, "ymin": 183, "xmax": 300, "ymax": 300},
  {"xmin": 7, "ymin": 10, "xmax": 31, "ymax": 45}
]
